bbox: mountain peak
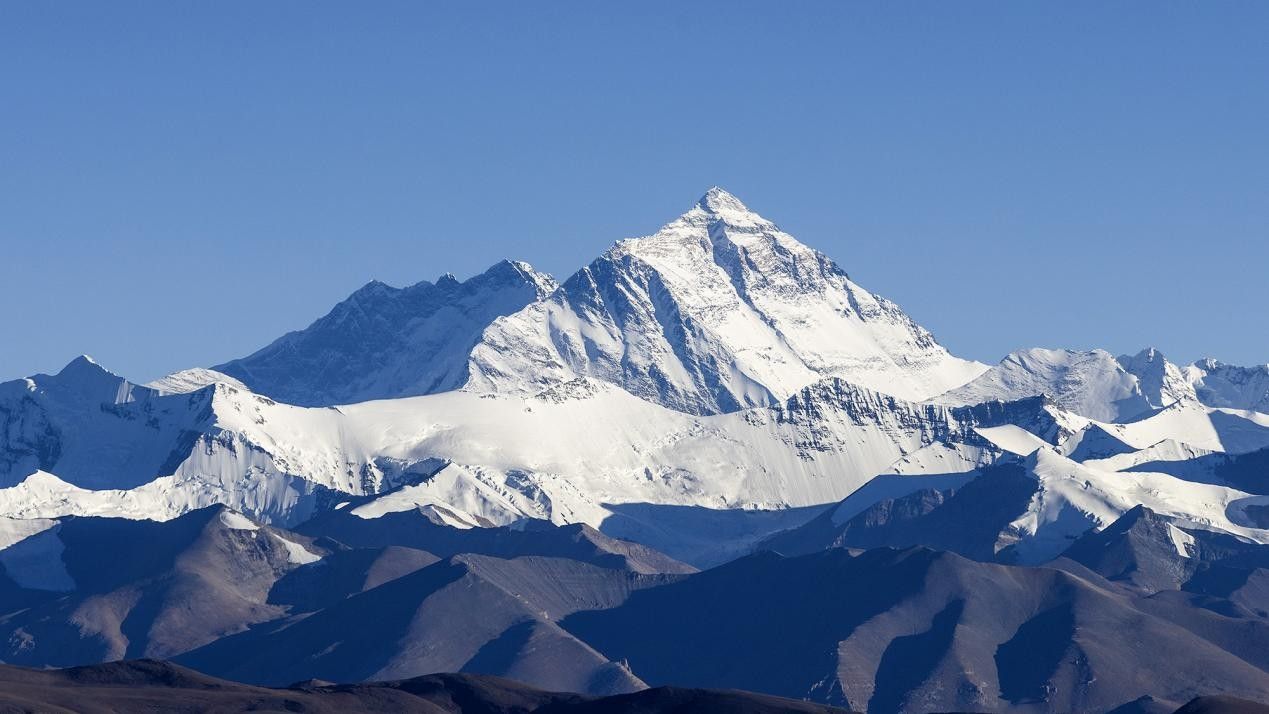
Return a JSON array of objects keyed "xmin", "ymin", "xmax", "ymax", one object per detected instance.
[
  {"xmin": 56, "ymin": 354, "xmax": 117, "ymax": 381},
  {"xmin": 215, "ymin": 259, "xmax": 557, "ymax": 406},
  {"xmin": 696, "ymin": 186, "xmax": 750, "ymax": 214},
  {"xmin": 469, "ymin": 189, "xmax": 987, "ymax": 411},
  {"xmin": 690, "ymin": 187, "xmax": 774, "ymax": 232},
  {"xmin": 45, "ymin": 354, "xmax": 143, "ymax": 406},
  {"xmin": 348, "ymin": 279, "xmax": 397, "ymax": 302},
  {"xmin": 62, "ymin": 354, "xmax": 101, "ymax": 369},
  {"xmin": 481, "ymin": 259, "xmax": 558, "ymax": 296}
]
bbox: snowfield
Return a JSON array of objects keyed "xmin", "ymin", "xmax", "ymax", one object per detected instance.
[{"xmin": 2, "ymin": 350, "xmax": 1267, "ymax": 564}]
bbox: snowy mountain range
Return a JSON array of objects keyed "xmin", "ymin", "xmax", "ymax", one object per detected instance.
[
  {"xmin": 209, "ymin": 189, "xmax": 985, "ymax": 413},
  {"xmin": 2, "ymin": 188, "xmax": 1268, "ymax": 710}
]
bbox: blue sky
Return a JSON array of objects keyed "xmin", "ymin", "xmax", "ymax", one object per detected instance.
[{"xmin": 2, "ymin": 2, "xmax": 1267, "ymax": 382}]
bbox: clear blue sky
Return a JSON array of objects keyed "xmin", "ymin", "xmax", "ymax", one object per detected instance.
[{"xmin": 2, "ymin": 2, "xmax": 1267, "ymax": 382}]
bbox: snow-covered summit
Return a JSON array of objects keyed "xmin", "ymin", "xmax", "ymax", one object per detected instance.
[
  {"xmin": 467, "ymin": 188, "xmax": 987, "ymax": 413},
  {"xmin": 214, "ymin": 259, "xmax": 557, "ymax": 406},
  {"xmin": 693, "ymin": 185, "xmax": 771, "ymax": 226}
]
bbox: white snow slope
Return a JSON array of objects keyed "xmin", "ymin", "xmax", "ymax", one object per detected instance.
[
  {"xmin": 0, "ymin": 356, "xmax": 1069, "ymax": 562},
  {"xmin": 5, "ymin": 351, "xmax": 1267, "ymax": 564}
]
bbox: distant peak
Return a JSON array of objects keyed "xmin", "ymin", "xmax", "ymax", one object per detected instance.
[
  {"xmin": 485, "ymin": 258, "xmax": 532, "ymax": 277},
  {"xmin": 1130, "ymin": 347, "xmax": 1166, "ymax": 362},
  {"xmin": 481, "ymin": 259, "xmax": 558, "ymax": 296},
  {"xmin": 57, "ymin": 354, "xmax": 114, "ymax": 378},
  {"xmin": 696, "ymin": 186, "xmax": 750, "ymax": 214},
  {"xmin": 351, "ymin": 279, "xmax": 396, "ymax": 298},
  {"xmin": 504, "ymin": 258, "xmax": 541, "ymax": 275},
  {"xmin": 49, "ymin": 354, "xmax": 137, "ymax": 403}
]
